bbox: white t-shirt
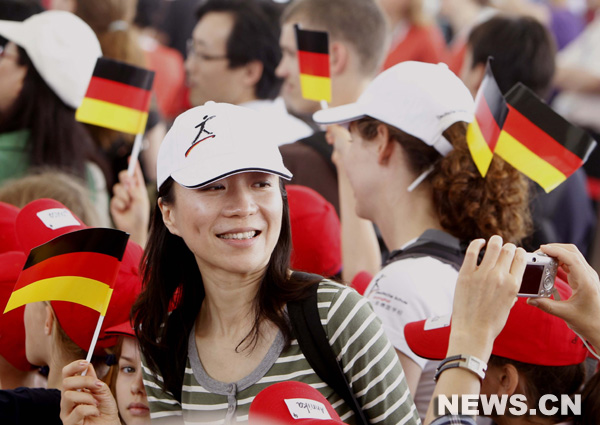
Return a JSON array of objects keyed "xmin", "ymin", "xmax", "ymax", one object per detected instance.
[{"xmin": 364, "ymin": 254, "xmax": 458, "ymax": 421}]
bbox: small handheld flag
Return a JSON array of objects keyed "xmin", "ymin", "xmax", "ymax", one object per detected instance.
[
  {"xmin": 466, "ymin": 63, "xmax": 508, "ymax": 177},
  {"xmin": 4, "ymin": 228, "xmax": 129, "ymax": 315},
  {"xmin": 76, "ymin": 58, "xmax": 155, "ymax": 135},
  {"xmin": 76, "ymin": 57, "xmax": 155, "ymax": 176},
  {"xmin": 495, "ymin": 84, "xmax": 596, "ymax": 192},
  {"xmin": 294, "ymin": 25, "xmax": 331, "ymax": 104},
  {"xmin": 4, "ymin": 227, "xmax": 129, "ymax": 363},
  {"xmin": 466, "ymin": 60, "xmax": 597, "ymax": 192}
]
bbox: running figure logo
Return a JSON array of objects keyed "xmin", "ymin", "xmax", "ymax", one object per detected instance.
[{"xmin": 185, "ymin": 114, "xmax": 216, "ymax": 157}]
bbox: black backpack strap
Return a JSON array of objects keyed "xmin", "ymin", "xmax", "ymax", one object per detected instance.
[
  {"xmin": 386, "ymin": 229, "xmax": 467, "ymax": 271},
  {"xmin": 288, "ymin": 273, "xmax": 369, "ymax": 425}
]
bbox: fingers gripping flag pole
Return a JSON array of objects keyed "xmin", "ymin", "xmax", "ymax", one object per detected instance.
[
  {"xmin": 467, "ymin": 59, "xmax": 597, "ymax": 192},
  {"xmin": 75, "ymin": 57, "xmax": 155, "ymax": 176},
  {"xmin": 3, "ymin": 228, "xmax": 129, "ymax": 364},
  {"xmin": 294, "ymin": 25, "xmax": 331, "ymax": 109}
]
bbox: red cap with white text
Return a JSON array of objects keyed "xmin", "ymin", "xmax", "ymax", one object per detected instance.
[
  {"xmin": 249, "ymin": 381, "xmax": 347, "ymax": 425},
  {"xmin": 15, "ymin": 198, "xmax": 143, "ymax": 354}
]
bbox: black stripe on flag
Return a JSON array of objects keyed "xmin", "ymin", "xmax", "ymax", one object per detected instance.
[
  {"xmin": 24, "ymin": 228, "xmax": 129, "ymax": 270},
  {"xmin": 93, "ymin": 57, "xmax": 155, "ymax": 91},
  {"xmin": 294, "ymin": 25, "xmax": 328, "ymax": 54}
]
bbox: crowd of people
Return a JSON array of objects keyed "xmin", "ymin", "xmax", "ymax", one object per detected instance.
[{"xmin": 1, "ymin": 0, "xmax": 600, "ymax": 424}]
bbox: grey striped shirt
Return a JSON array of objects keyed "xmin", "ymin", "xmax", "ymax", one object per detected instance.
[{"xmin": 142, "ymin": 280, "xmax": 420, "ymax": 424}]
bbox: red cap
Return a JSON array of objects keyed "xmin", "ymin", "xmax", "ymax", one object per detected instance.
[
  {"xmin": 0, "ymin": 202, "xmax": 21, "ymax": 254},
  {"xmin": 105, "ymin": 320, "xmax": 135, "ymax": 338},
  {"xmin": 15, "ymin": 199, "xmax": 143, "ymax": 354},
  {"xmin": 287, "ymin": 185, "xmax": 341, "ymax": 277},
  {"xmin": 404, "ymin": 278, "xmax": 588, "ymax": 366},
  {"xmin": 249, "ymin": 381, "xmax": 346, "ymax": 425},
  {"xmin": 0, "ymin": 251, "xmax": 32, "ymax": 371}
]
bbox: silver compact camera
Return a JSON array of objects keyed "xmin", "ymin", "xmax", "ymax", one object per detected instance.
[{"xmin": 517, "ymin": 252, "xmax": 558, "ymax": 298}]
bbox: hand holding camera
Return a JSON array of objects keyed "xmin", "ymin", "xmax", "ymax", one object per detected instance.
[
  {"xmin": 527, "ymin": 243, "xmax": 600, "ymax": 352},
  {"xmin": 450, "ymin": 235, "xmax": 527, "ymax": 361}
]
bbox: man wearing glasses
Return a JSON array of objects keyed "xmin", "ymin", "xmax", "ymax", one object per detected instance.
[{"xmin": 184, "ymin": 0, "xmax": 312, "ymax": 146}]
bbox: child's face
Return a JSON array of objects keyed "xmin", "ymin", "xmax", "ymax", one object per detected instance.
[{"xmin": 115, "ymin": 338, "xmax": 150, "ymax": 425}]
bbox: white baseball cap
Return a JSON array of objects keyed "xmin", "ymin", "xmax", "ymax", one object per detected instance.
[
  {"xmin": 0, "ymin": 11, "xmax": 101, "ymax": 109},
  {"xmin": 313, "ymin": 62, "xmax": 474, "ymax": 156},
  {"xmin": 157, "ymin": 102, "xmax": 293, "ymax": 190}
]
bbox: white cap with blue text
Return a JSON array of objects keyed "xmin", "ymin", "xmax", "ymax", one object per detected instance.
[
  {"xmin": 313, "ymin": 61, "xmax": 474, "ymax": 156},
  {"xmin": 157, "ymin": 102, "xmax": 292, "ymax": 190}
]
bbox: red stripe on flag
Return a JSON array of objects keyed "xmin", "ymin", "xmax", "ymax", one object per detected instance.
[
  {"xmin": 15, "ymin": 252, "xmax": 120, "ymax": 291},
  {"xmin": 298, "ymin": 51, "xmax": 330, "ymax": 77},
  {"xmin": 85, "ymin": 77, "xmax": 152, "ymax": 112},
  {"xmin": 503, "ymin": 105, "xmax": 584, "ymax": 176},
  {"xmin": 475, "ymin": 95, "xmax": 502, "ymax": 152}
]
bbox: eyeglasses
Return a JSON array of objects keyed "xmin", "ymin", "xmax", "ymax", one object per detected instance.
[{"xmin": 186, "ymin": 39, "xmax": 228, "ymax": 62}]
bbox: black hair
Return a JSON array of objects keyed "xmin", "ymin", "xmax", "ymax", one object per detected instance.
[
  {"xmin": 195, "ymin": 0, "xmax": 283, "ymax": 100},
  {"xmin": 133, "ymin": 178, "xmax": 319, "ymax": 401},
  {"xmin": 468, "ymin": 15, "xmax": 556, "ymax": 98}
]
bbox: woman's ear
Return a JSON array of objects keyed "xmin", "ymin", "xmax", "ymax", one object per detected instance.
[
  {"xmin": 158, "ymin": 197, "xmax": 181, "ymax": 237},
  {"xmin": 375, "ymin": 124, "xmax": 395, "ymax": 165}
]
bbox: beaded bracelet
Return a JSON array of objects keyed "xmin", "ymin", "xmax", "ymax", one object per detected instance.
[{"xmin": 433, "ymin": 354, "xmax": 487, "ymax": 382}]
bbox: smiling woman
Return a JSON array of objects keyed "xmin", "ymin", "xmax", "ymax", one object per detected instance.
[{"xmin": 59, "ymin": 102, "xmax": 421, "ymax": 425}]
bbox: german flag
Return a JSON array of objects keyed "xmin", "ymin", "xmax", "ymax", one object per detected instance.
[
  {"xmin": 294, "ymin": 25, "xmax": 331, "ymax": 103},
  {"xmin": 76, "ymin": 58, "xmax": 155, "ymax": 135},
  {"xmin": 3, "ymin": 228, "xmax": 128, "ymax": 315},
  {"xmin": 466, "ymin": 62, "xmax": 509, "ymax": 177},
  {"xmin": 495, "ymin": 84, "xmax": 597, "ymax": 193}
]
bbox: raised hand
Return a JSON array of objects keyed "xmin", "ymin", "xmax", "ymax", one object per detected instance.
[{"xmin": 60, "ymin": 361, "xmax": 120, "ymax": 425}]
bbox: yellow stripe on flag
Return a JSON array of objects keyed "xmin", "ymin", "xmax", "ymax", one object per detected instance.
[
  {"xmin": 4, "ymin": 276, "xmax": 114, "ymax": 315},
  {"xmin": 495, "ymin": 130, "xmax": 567, "ymax": 193},
  {"xmin": 466, "ymin": 119, "xmax": 495, "ymax": 177},
  {"xmin": 76, "ymin": 98, "xmax": 149, "ymax": 135},
  {"xmin": 299, "ymin": 74, "xmax": 331, "ymax": 102}
]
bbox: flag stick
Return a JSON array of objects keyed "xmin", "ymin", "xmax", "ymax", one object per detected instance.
[
  {"xmin": 127, "ymin": 133, "xmax": 144, "ymax": 176},
  {"xmin": 81, "ymin": 314, "xmax": 105, "ymax": 376},
  {"xmin": 320, "ymin": 100, "xmax": 329, "ymax": 110}
]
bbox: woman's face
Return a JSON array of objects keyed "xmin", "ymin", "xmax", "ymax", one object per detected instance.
[
  {"xmin": 115, "ymin": 338, "xmax": 150, "ymax": 425},
  {"xmin": 0, "ymin": 42, "xmax": 27, "ymax": 115},
  {"xmin": 338, "ymin": 125, "xmax": 384, "ymax": 221},
  {"xmin": 160, "ymin": 172, "xmax": 283, "ymax": 278}
]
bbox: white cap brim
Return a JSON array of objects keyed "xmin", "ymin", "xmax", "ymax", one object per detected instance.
[
  {"xmin": 171, "ymin": 154, "xmax": 292, "ymax": 189},
  {"xmin": 313, "ymin": 102, "xmax": 365, "ymax": 125},
  {"xmin": 0, "ymin": 20, "xmax": 27, "ymax": 48}
]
